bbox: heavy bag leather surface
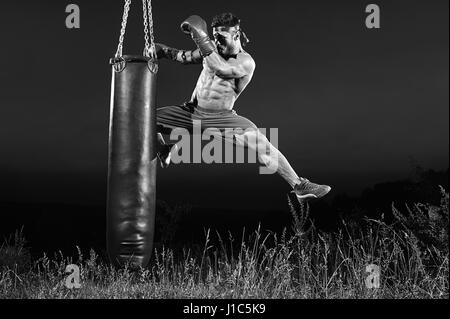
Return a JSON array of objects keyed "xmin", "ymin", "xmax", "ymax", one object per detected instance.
[{"xmin": 107, "ymin": 55, "xmax": 158, "ymax": 269}]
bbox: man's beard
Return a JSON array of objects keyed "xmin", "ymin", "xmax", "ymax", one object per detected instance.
[{"xmin": 217, "ymin": 44, "xmax": 229, "ymax": 57}]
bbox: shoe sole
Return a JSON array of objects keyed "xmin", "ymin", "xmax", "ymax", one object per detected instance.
[
  {"xmin": 294, "ymin": 193, "xmax": 319, "ymax": 200},
  {"xmin": 292, "ymin": 186, "xmax": 332, "ymax": 200}
]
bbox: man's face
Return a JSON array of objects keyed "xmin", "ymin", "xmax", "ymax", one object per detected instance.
[{"xmin": 213, "ymin": 26, "xmax": 240, "ymax": 56}]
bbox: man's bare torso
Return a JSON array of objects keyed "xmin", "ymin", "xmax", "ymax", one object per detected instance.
[{"xmin": 192, "ymin": 51, "xmax": 255, "ymax": 111}]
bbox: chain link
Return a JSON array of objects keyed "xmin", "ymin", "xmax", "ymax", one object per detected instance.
[{"xmin": 115, "ymin": 0, "xmax": 132, "ymax": 58}]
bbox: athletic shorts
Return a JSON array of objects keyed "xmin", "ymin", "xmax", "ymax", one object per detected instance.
[{"xmin": 157, "ymin": 102, "xmax": 258, "ymax": 135}]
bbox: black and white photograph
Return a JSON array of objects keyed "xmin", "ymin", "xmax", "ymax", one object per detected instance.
[{"xmin": 0, "ymin": 0, "xmax": 448, "ymax": 306}]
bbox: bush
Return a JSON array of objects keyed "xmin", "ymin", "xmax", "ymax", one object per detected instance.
[{"xmin": 0, "ymin": 227, "xmax": 31, "ymax": 274}]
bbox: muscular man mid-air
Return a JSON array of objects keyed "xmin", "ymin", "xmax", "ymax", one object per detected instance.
[{"xmin": 155, "ymin": 12, "xmax": 331, "ymax": 201}]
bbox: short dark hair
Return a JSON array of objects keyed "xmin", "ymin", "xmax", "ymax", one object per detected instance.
[{"xmin": 211, "ymin": 12, "xmax": 240, "ymax": 28}]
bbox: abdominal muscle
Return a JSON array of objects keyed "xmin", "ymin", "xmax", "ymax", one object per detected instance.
[{"xmin": 193, "ymin": 67, "xmax": 238, "ymax": 111}]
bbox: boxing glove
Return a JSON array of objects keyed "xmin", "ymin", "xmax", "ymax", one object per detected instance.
[{"xmin": 180, "ymin": 15, "xmax": 216, "ymax": 57}]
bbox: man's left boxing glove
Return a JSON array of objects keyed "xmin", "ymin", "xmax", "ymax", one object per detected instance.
[
  {"xmin": 154, "ymin": 43, "xmax": 178, "ymax": 60},
  {"xmin": 180, "ymin": 15, "xmax": 216, "ymax": 57}
]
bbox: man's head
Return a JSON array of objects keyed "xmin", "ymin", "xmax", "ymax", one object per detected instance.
[{"xmin": 211, "ymin": 13, "xmax": 249, "ymax": 57}]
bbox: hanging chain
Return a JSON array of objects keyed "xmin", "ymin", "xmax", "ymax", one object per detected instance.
[
  {"xmin": 142, "ymin": 0, "xmax": 150, "ymax": 56},
  {"xmin": 147, "ymin": 0, "xmax": 156, "ymax": 59},
  {"xmin": 115, "ymin": 0, "xmax": 156, "ymax": 59},
  {"xmin": 142, "ymin": 0, "xmax": 156, "ymax": 59},
  {"xmin": 115, "ymin": 0, "xmax": 132, "ymax": 58}
]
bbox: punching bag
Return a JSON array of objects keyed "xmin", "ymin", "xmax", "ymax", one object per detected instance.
[{"xmin": 107, "ymin": 55, "xmax": 158, "ymax": 269}]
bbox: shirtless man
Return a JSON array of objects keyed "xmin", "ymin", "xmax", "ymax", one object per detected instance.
[{"xmin": 155, "ymin": 12, "xmax": 331, "ymax": 201}]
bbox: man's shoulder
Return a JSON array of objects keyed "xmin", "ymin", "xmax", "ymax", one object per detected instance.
[
  {"xmin": 237, "ymin": 51, "xmax": 255, "ymax": 70},
  {"xmin": 237, "ymin": 50, "xmax": 254, "ymax": 62}
]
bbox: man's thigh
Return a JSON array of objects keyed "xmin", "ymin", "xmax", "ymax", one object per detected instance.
[
  {"xmin": 157, "ymin": 105, "xmax": 194, "ymax": 134},
  {"xmin": 198, "ymin": 110, "xmax": 258, "ymax": 133},
  {"xmin": 202, "ymin": 113, "xmax": 261, "ymax": 150}
]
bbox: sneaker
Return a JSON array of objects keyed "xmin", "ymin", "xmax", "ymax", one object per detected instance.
[
  {"xmin": 291, "ymin": 178, "xmax": 331, "ymax": 200},
  {"xmin": 156, "ymin": 133, "xmax": 177, "ymax": 168}
]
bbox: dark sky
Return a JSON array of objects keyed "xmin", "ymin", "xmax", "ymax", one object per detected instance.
[{"xmin": 0, "ymin": 0, "xmax": 448, "ymax": 210}]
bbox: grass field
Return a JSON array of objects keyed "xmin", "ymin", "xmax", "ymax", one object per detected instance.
[{"xmin": 0, "ymin": 188, "xmax": 448, "ymax": 299}]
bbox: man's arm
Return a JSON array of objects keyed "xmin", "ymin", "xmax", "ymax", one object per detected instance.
[
  {"xmin": 179, "ymin": 15, "xmax": 254, "ymax": 78},
  {"xmin": 155, "ymin": 43, "xmax": 203, "ymax": 65},
  {"xmin": 204, "ymin": 52, "xmax": 255, "ymax": 79}
]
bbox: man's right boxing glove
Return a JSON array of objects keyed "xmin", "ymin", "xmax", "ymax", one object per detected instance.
[{"xmin": 180, "ymin": 15, "xmax": 216, "ymax": 57}]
